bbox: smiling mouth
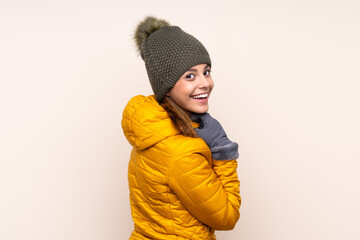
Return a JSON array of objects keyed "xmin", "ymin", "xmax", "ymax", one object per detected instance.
[{"xmin": 191, "ymin": 93, "xmax": 209, "ymax": 99}]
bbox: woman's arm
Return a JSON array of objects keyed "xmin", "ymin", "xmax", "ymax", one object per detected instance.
[{"xmin": 168, "ymin": 138, "xmax": 240, "ymax": 230}]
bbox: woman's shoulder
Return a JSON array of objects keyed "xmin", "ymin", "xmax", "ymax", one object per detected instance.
[{"xmin": 160, "ymin": 134, "xmax": 211, "ymax": 159}]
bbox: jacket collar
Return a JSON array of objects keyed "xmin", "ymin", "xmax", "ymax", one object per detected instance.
[{"xmin": 122, "ymin": 95, "xmax": 180, "ymax": 150}]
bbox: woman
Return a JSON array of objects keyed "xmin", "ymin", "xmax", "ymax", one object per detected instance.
[{"xmin": 122, "ymin": 16, "xmax": 241, "ymax": 239}]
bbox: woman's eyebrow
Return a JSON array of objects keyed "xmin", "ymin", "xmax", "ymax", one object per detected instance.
[
  {"xmin": 187, "ymin": 64, "xmax": 211, "ymax": 73},
  {"xmin": 187, "ymin": 68, "xmax": 198, "ymax": 73}
]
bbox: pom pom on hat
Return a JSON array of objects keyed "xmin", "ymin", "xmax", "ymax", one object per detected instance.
[{"xmin": 134, "ymin": 16, "xmax": 170, "ymax": 52}]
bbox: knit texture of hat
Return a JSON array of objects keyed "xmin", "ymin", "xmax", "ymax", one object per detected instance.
[{"xmin": 134, "ymin": 16, "xmax": 211, "ymax": 102}]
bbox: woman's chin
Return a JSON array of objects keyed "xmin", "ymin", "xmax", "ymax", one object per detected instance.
[
  {"xmin": 180, "ymin": 101, "xmax": 209, "ymax": 114},
  {"xmin": 189, "ymin": 106, "xmax": 209, "ymax": 114}
]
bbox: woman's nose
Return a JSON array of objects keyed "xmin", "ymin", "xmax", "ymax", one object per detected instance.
[{"xmin": 198, "ymin": 75, "xmax": 210, "ymax": 89}]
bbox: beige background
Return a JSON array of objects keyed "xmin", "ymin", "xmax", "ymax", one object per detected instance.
[{"xmin": 1, "ymin": 0, "xmax": 359, "ymax": 239}]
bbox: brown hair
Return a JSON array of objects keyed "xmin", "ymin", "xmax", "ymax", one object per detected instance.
[{"xmin": 160, "ymin": 96, "xmax": 197, "ymax": 138}]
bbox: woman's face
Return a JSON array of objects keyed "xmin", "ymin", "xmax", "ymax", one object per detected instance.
[{"xmin": 167, "ymin": 63, "xmax": 214, "ymax": 114}]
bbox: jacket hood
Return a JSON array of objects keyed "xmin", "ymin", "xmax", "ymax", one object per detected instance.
[{"xmin": 122, "ymin": 95, "xmax": 180, "ymax": 150}]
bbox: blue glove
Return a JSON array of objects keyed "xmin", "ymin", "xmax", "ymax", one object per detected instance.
[{"xmin": 191, "ymin": 113, "xmax": 239, "ymax": 160}]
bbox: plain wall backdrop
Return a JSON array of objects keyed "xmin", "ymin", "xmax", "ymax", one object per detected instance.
[{"xmin": 1, "ymin": 0, "xmax": 359, "ymax": 239}]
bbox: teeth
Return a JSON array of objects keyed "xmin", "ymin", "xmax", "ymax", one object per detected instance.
[{"xmin": 192, "ymin": 93, "xmax": 208, "ymax": 99}]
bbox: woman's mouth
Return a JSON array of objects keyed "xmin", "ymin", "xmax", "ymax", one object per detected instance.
[
  {"xmin": 191, "ymin": 93, "xmax": 208, "ymax": 99},
  {"xmin": 191, "ymin": 93, "xmax": 209, "ymax": 103}
]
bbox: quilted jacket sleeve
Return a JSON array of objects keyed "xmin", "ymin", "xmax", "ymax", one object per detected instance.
[{"xmin": 168, "ymin": 138, "xmax": 241, "ymax": 230}]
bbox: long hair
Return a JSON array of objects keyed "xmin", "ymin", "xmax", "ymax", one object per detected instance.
[{"xmin": 160, "ymin": 96, "xmax": 197, "ymax": 138}]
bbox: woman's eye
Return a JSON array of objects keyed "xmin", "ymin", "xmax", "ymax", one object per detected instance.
[
  {"xmin": 204, "ymin": 70, "xmax": 211, "ymax": 76},
  {"xmin": 186, "ymin": 73, "xmax": 195, "ymax": 79}
]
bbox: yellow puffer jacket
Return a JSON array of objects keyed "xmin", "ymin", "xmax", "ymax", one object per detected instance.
[{"xmin": 122, "ymin": 95, "xmax": 241, "ymax": 239}]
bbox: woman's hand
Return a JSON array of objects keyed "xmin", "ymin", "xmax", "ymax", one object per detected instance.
[{"xmin": 191, "ymin": 113, "xmax": 239, "ymax": 160}]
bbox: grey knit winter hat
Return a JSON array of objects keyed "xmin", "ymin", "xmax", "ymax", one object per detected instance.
[{"xmin": 134, "ymin": 16, "xmax": 211, "ymax": 102}]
